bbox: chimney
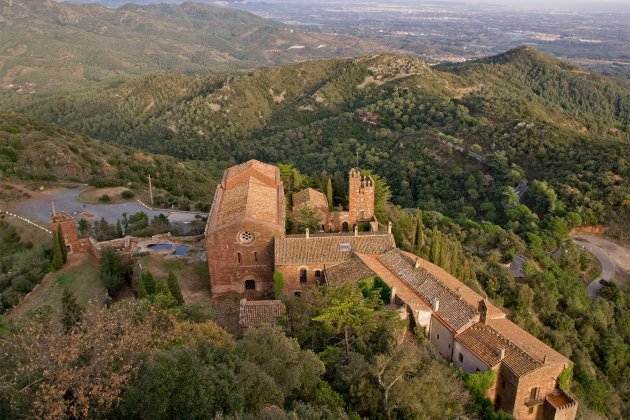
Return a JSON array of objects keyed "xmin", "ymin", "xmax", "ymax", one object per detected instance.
[
  {"xmin": 478, "ymin": 299, "xmax": 488, "ymax": 324},
  {"xmin": 498, "ymin": 348, "xmax": 506, "ymax": 360},
  {"xmin": 432, "ymin": 299, "xmax": 440, "ymax": 312},
  {"xmin": 354, "ymin": 225, "xmax": 359, "ymax": 237},
  {"xmin": 305, "ymin": 228, "xmax": 310, "ymax": 239},
  {"xmin": 387, "ymin": 221, "xmax": 392, "ymax": 234}
]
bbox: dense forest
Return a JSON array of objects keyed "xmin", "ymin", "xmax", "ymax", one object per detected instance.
[
  {"xmin": 14, "ymin": 48, "xmax": 630, "ymax": 238},
  {"xmin": 1, "ymin": 47, "xmax": 629, "ymax": 418}
]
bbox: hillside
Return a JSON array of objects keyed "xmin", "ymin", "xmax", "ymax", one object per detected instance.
[
  {"xmin": 0, "ymin": 0, "xmax": 380, "ymax": 96},
  {"xmin": 16, "ymin": 48, "xmax": 630, "ymax": 234},
  {"xmin": 0, "ymin": 112, "xmax": 220, "ymax": 210}
]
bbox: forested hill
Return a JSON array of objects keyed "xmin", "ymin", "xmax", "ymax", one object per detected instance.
[
  {"xmin": 0, "ymin": 112, "xmax": 219, "ymax": 209},
  {"xmin": 13, "ymin": 48, "xmax": 630, "ymax": 233},
  {"xmin": 0, "ymin": 0, "xmax": 380, "ymax": 95}
]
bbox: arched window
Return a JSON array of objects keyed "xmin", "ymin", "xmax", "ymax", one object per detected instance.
[
  {"xmin": 253, "ymin": 251, "xmax": 258, "ymax": 262},
  {"xmin": 315, "ymin": 270, "xmax": 322, "ymax": 279},
  {"xmin": 342, "ymin": 222, "xmax": 349, "ymax": 232},
  {"xmin": 245, "ymin": 279, "xmax": 256, "ymax": 290},
  {"xmin": 299, "ymin": 268, "xmax": 307, "ymax": 284},
  {"xmin": 237, "ymin": 252, "xmax": 242, "ymax": 264}
]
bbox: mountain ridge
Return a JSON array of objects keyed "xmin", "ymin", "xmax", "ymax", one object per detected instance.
[{"xmin": 0, "ymin": 0, "xmax": 382, "ymax": 96}]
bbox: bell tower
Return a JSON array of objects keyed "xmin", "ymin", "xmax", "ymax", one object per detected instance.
[{"xmin": 348, "ymin": 168, "xmax": 375, "ymax": 227}]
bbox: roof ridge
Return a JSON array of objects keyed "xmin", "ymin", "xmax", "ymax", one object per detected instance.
[{"xmin": 473, "ymin": 323, "xmax": 545, "ymax": 367}]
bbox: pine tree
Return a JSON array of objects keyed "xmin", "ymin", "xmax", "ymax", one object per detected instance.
[
  {"xmin": 58, "ymin": 225, "xmax": 68, "ymax": 264},
  {"xmin": 61, "ymin": 288, "xmax": 83, "ymax": 332},
  {"xmin": 142, "ymin": 271, "xmax": 157, "ymax": 295},
  {"xmin": 326, "ymin": 178, "xmax": 334, "ymax": 210},
  {"xmin": 52, "ymin": 229, "xmax": 64, "ymax": 270},
  {"xmin": 167, "ymin": 272, "xmax": 184, "ymax": 305}
]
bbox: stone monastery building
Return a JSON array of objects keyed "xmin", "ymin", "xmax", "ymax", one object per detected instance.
[{"xmin": 205, "ymin": 160, "xmax": 577, "ymax": 420}]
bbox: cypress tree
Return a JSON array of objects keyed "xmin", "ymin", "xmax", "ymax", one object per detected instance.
[
  {"xmin": 429, "ymin": 226, "xmax": 440, "ymax": 264},
  {"xmin": 167, "ymin": 272, "xmax": 184, "ymax": 305},
  {"xmin": 142, "ymin": 271, "xmax": 157, "ymax": 295},
  {"xmin": 58, "ymin": 225, "xmax": 68, "ymax": 263},
  {"xmin": 116, "ymin": 220, "xmax": 124, "ymax": 238},
  {"xmin": 52, "ymin": 230, "xmax": 64, "ymax": 270},
  {"xmin": 414, "ymin": 212, "xmax": 426, "ymax": 256},
  {"xmin": 439, "ymin": 236, "xmax": 450, "ymax": 272},
  {"xmin": 326, "ymin": 178, "xmax": 334, "ymax": 210},
  {"xmin": 61, "ymin": 288, "xmax": 83, "ymax": 332}
]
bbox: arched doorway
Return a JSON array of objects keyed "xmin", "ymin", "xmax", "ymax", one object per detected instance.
[{"xmin": 342, "ymin": 222, "xmax": 349, "ymax": 232}]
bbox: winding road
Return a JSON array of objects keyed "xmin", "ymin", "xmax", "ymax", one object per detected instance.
[{"xmin": 571, "ymin": 234, "xmax": 628, "ymax": 297}]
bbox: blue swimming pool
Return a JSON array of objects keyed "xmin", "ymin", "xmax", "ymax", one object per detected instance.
[{"xmin": 147, "ymin": 243, "xmax": 190, "ymax": 257}]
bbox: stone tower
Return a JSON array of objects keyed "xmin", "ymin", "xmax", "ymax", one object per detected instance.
[
  {"xmin": 347, "ymin": 168, "xmax": 375, "ymax": 227},
  {"xmin": 50, "ymin": 212, "xmax": 91, "ymax": 254}
]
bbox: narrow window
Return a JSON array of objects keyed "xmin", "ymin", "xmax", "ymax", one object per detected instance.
[
  {"xmin": 253, "ymin": 251, "xmax": 258, "ymax": 262},
  {"xmin": 299, "ymin": 268, "xmax": 307, "ymax": 284},
  {"xmin": 458, "ymin": 353, "xmax": 464, "ymax": 363},
  {"xmin": 237, "ymin": 252, "xmax": 242, "ymax": 264},
  {"xmin": 437, "ymin": 333, "xmax": 440, "ymax": 340},
  {"xmin": 245, "ymin": 279, "xmax": 256, "ymax": 290}
]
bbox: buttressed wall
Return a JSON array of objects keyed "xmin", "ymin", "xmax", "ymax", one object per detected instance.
[{"xmin": 205, "ymin": 160, "xmax": 286, "ymax": 298}]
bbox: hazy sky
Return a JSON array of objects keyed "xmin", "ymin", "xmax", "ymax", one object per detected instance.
[{"xmin": 442, "ymin": 0, "xmax": 630, "ymax": 11}]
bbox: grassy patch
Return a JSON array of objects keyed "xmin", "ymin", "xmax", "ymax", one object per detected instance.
[{"xmin": 9, "ymin": 256, "xmax": 106, "ymax": 321}]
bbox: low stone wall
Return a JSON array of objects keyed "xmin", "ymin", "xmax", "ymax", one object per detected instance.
[{"xmin": 0, "ymin": 209, "xmax": 52, "ymax": 234}]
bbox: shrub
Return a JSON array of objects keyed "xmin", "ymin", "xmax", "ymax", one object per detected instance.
[
  {"xmin": 121, "ymin": 190, "xmax": 135, "ymax": 199},
  {"xmin": 273, "ymin": 272, "xmax": 285, "ymax": 299}
]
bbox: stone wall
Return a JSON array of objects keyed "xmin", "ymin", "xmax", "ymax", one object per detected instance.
[
  {"xmin": 275, "ymin": 263, "xmax": 326, "ymax": 294},
  {"xmin": 348, "ymin": 168, "xmax": 375, "ymax": 226},
  {"xmin": 207, "ymin": 219, "xmax": 282, "ymax": 298}
]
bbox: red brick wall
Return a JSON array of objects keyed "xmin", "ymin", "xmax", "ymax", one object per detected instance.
[
  {"xmin": 51, "ymin": 214, "xmax": 82, "ymax": 255},
  {"xmin": 207, "ymin": 220, "xmax": 283, "ymax": 298},
  {"xmin": 511, "ymin": 364, "xmax": 567, "ymax": 420}
]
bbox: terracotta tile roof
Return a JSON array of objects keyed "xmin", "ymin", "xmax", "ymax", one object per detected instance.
[
  {"xmin": 356, "ymin": 253, "xmax": 432, "ymax": 314},
  {"xmin": 207, "ymin": 160, "xmax": 285, "ymax": 231},
  {"xmin": 324, "ymin": 254, "xmax": 375, "ymax": 284},
  {"xmin": 488, "ymin": 318, "xmax": 570, "ymax": 368},
  {"xmin": 399, "ymin": 251, "xmax": 505, "ymax": 320},
  {"xmin": 545, "ymin": 389, "xmax": 577, "ymax": 410},
  {"xmin": 293, "ymin": 188, "xmax": 329, "ymax": 212},
  {"xmin": 377, "ymin": 250, "xmax": 478, "ymax": 332},
  {"xmin": 456, "ymin": 322, "xmax": 544, "ymax": 377},
  {"xmin": 274, "ymin": 233, "xmax": 396, "ymax": 265},
  {"xmin": 239, "ymin": 299, "xmax": 286, "ymax": 329}
]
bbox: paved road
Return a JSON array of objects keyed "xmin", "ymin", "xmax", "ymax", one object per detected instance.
[
  {"xmin": 11, "ymin": 186, "xmax": 204, "ymax": 225},
  {"xmin": 572, "ymin": 235, "xmax": 617, "ymax": 297}
]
